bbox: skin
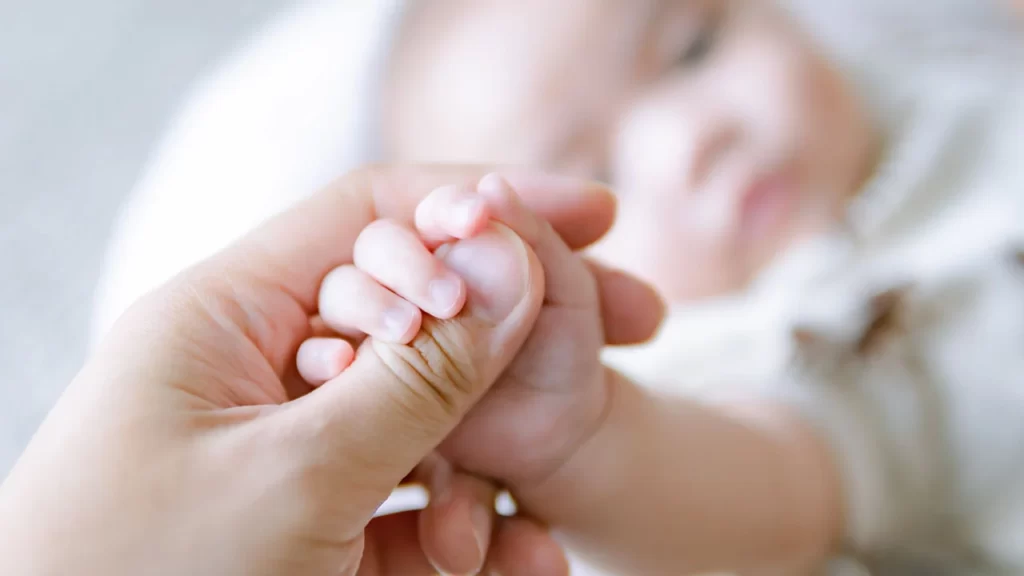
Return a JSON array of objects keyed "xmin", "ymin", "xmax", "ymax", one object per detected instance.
[
  {"xmin": 0, "ymin": 166, "xmax": 664, "ymax": 576},
  {"xmin": 386, "ymin": 0, "xmax": 877, "ymax": 301}
]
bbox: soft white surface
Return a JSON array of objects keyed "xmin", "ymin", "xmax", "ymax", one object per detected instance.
[
  {"xmin": 90, "ymin": 0, "xmax": 405, "ymax": 343},
  {"xmin": 0, "ymin": 0, "xmax": 289, "ymax": 476}
]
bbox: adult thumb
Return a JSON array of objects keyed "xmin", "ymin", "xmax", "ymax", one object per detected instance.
[{"xmin": 278, "ymin": 223, "xmax": 543, "ymax": 498}]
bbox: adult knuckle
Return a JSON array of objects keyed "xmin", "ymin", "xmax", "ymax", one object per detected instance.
[{"xmin": 373, "ymin": 317, "xmax": 480, "ymax": 419}]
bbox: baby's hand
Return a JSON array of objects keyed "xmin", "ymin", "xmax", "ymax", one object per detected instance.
[
  {"xmin": 295, "ymin": 183, "xmax": 491, "ymax": 384},
  {"xmin": 297, "ymin": 174, "xmax": 657, "ymax": 487}
]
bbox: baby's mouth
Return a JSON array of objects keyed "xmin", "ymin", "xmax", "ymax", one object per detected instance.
[{"xmin": 737, "ymin": 169, "xmax": 795, "ymax": 242}]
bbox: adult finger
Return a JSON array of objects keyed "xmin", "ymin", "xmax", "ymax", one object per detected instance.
[
  {"xmin": 358, "ymin": 512, "xmax": 435, "ymax": 576},
  {"xmin": 417, "ymin": 456, "xmax": 495, "ymax": 575},
  {"xmin": 589, "ymin": 259, "xmax": 667, "ymax": 346},
  {"xmin": 482, "ymin": 516, "xmax": 571, "ymax": 576}
]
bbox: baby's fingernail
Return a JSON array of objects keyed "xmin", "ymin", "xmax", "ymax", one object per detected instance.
[
  {"xmin": 296, "ymin": 338, "xmax": 351, "ymax": 385},
  {"xmin": 453, "ymin": 197, "xmax": 486, "ymax": 232},
  {"xmin": 477, "ymin": 172, "xmax": 509, "ymax": 194},
  {"xmin": 381, "ymin": 305, "xmax": 415, "ymax": 342},
  {"xmin": 476, "ymin": 173, "xmax": 517, "ymax": 207},
  {"xmin": 429, "ymin": 275, "xmax": 463, "ymax": 317}
]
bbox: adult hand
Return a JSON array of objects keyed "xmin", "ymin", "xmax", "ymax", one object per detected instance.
[{"xmin": 0, "ymin": 166, "xmax": 633, "ymax": 576}]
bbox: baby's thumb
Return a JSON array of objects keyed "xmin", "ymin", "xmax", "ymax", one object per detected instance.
[{"xmin": 283, "ymin": 224, "xmax": 542, "ymax": 501}]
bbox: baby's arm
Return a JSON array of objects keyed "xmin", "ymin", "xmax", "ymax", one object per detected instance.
[
  {"xmin": 295, "ymin": 183, "xmax": 490, "ymax": 384},
  {"xmin": 513, "ymin": 371, "xmax": 843, "ymax": 576}
]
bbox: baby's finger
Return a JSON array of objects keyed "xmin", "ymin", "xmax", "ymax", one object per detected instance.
[
  {"xmin": 319, "ymin": 264, "xmax": 422, "ymax": 344},
  {"xmin": 296, "ymin": 337, "xmax": 355, "ymax": 386},
  {"xmin": 414, "ymin": 184, "xmax": 490, "ymax": 247},
  {"xmin": 353, "ymin": 220, "xmax": 467, "ymax": 319},
  {"xmin": 477, "ymin": 173, "xmax": 598, "ymax": 309}
]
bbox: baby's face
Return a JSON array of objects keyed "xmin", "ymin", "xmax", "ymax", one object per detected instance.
[{"xmin": 386, "ymin": 0, "xmax": 876, "ymax": 301}]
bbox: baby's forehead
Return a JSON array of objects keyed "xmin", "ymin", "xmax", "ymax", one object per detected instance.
[
  {"xmin": 384, "ymin": 0, "xmax": 668, "ymax": 161},
  {"xmin": 391, "ymin": 0, "xmax": 657, "ymax": 70}
]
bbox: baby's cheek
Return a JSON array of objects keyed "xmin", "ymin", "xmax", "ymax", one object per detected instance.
[
  {"xmin": 589, "ymin": 199, "xmax": 659, "ymax": 280},
  {"xmin": 593, "ymin": 197, "xmax": 736, "ymax": 302},
  {"xmin": 653, "ymin": 236, "xmax": 742, "ymax": 302}
]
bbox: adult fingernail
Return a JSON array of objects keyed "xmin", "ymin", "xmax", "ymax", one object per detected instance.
[
  {"xmin": 429, "ymin": 564, "xmax": 458, "ymax": 576},
  {"xmin": 470, "ymin": 503, "xmax": 492, "ymax": 573}
]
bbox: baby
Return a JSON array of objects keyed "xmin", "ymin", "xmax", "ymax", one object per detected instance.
[
  {"xmin": 92, "ymin": 0, "xmax": 1024, "ymax": 573},
  {"xmin": 384, "ymin": 4, "xmax": 1024, "ymax": 573}
]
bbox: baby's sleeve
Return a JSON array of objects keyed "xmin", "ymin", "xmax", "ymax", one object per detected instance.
[{"xmin": 767, "ymin": 250, "xmax": 1024, "ymax": 574}]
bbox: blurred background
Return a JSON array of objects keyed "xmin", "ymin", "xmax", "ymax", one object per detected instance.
[{"xmin": 0, "ymin": 0, "xmax": 288, "ymax": 474}]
